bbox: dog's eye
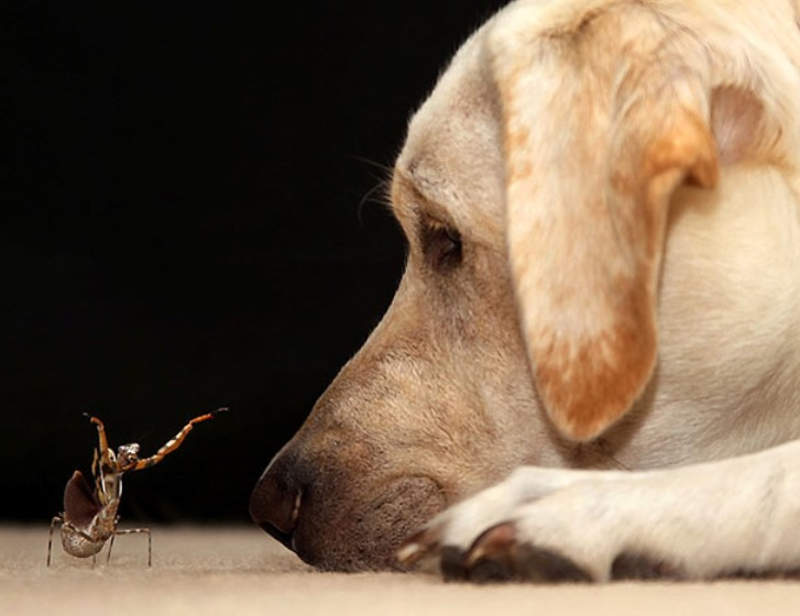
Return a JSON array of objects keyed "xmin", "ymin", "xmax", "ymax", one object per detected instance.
[{"xmin": 420, "ymin": 219, "xmax": 462, "ymax": 271}]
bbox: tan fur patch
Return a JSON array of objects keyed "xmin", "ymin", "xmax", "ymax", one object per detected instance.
[
  {"xmin": 645, "ymin": 113, "xmax": 719, "ymax": 189},
  {"xmin": 535, "ymin": 279, "xmax": 657, "ymax": 441}
]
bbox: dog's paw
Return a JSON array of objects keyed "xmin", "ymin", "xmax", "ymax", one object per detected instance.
[
  {"xmin": 400, "ymin": 445, "xmax": 800, "ymax": 583},
  {"xmin": 397, "ymin": 468, "xmax": 634, "ymax": 582},
  {"xmin": 398, "ymin": 522, "xmax": 592, "ymax": 583},
  {"xmin": 398, "ymin": 470, "xmax": 697, "ymax": 583},
  {"xmin": 460, "ymin": 521, "xmax": 593, "ymax": 583},
  {"xmin": 398, "ymin": 480, "xmax": 614, "ymax": 582}
]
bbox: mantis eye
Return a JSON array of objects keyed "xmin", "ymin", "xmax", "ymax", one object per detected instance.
[{"xmin": 117, "ymin": 443, "xmax": 141, "ymax": 465}]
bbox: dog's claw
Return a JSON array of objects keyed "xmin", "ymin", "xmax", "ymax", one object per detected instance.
[
  {"xmin": 464, "ymin": 522, "xmax": 517, "ymax": 568},
  {"xmin": 396, "ymin": 528, "xmax": 440, "ymax": 566},
  {"xmin": 396, "ymin": 541, "xmax": 425, "ymax": 566}
]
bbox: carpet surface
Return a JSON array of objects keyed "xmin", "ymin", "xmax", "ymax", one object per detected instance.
[{"xmin": 2, "ymin": 525, "xmax": 799, "ymax": 615}]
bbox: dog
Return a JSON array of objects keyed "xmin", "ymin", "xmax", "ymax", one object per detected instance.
[{"xmin": 250, "ymin": 0, "xmax": 800, "ymax": 580}]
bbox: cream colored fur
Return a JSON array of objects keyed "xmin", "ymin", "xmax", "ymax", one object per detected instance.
[{"xmin": 251, "ymin": 0, "xmax": 800, "ymax": 577}]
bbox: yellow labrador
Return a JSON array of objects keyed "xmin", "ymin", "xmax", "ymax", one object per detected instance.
[{"xmin": 251, "ymin": 0, "xmax": 800, "ymax": 580}]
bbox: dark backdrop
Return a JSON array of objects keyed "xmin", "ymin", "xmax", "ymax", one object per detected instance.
[{"xmin": 4, "ymin": 2, "xmax": 508, "ymax": 523}]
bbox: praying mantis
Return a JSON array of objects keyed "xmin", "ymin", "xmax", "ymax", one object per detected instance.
[{"xmin": 47, "ymin": 407, "xmax": 228, "ymax": 567}]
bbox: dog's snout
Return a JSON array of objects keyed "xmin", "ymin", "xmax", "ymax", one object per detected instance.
[{"xmin": 249, "ymin": 460, "xmax": 303, "ymax": 551}]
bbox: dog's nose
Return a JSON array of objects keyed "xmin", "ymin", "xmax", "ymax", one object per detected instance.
[{"xmin": 249, "ymin": 459, "xmax": 303, "ymax": 551}]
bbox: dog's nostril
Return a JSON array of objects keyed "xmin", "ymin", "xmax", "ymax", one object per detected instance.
[{"xmin": 249, "ymin": 466, "xmax": 304, "ymax": 552}]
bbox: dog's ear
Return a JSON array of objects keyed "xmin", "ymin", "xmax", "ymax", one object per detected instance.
[{"xmin": 489, "ymin": 8, "xmax": 718, "ymax": 441}]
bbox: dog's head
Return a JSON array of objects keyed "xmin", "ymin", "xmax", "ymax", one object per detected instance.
[{"xmin": 250, "ymin": 0, "xmax": 796, "ymax": 570}]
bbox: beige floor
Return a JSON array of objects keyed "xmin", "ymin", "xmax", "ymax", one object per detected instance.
[{"xmin": 2, "ymin": 525, "xmax": 799, "ymax": 615}]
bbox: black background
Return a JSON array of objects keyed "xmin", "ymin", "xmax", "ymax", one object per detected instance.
[{"xmin": 4, "ymin": 2, "xmax": 508, "ymax": 523}]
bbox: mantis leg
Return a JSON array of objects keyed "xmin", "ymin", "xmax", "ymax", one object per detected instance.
[
  {"xmin": 46, "ymin": 515, "xmax": 63, "ymax": 567},
  {"xmin": 110, "ymin": 527, "xmax": 152, "ymax": 566},
  {"xmin": 131, "ymin": 407, "xmax": 228, "ymax": 471},
  {"xmin": 84, "ymin": 413, "xmax": 110, "ymax": 461},
  {"xmin": 106, "ymin": 531, "xmax": 116, "ymax": 564}
]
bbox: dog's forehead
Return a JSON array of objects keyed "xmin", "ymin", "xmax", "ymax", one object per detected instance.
[
  {"xmin": 392, "ymin": 22, "xmax": 506, "ymax": 242},
  {"xmin": 390, "ymin": 0, "xmax": 640, "ymax": 238},
  {"xmin": 390, "ymin": 0, "xmax": 600, "ymax": 239}
]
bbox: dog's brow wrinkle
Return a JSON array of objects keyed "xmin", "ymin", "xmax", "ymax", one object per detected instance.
[
  {"xmin": 397, "ymin": 174, "xmax": 458, "ymax": 231},
  {"xmin": 389, "ymin": 173, "xmax": 418, "ymax": 227},
  {"xmin": 393, "ymin": 173, "xmax": 460, "ymax": 243}
]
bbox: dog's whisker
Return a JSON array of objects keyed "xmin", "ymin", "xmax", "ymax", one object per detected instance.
[
  {"xmin": 357, "ymin": 179, "xmax": 392, "ymax": 224},
  {"xmin": 350, "ymin": 155, "xmax": 394, "ymax": 176}
]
